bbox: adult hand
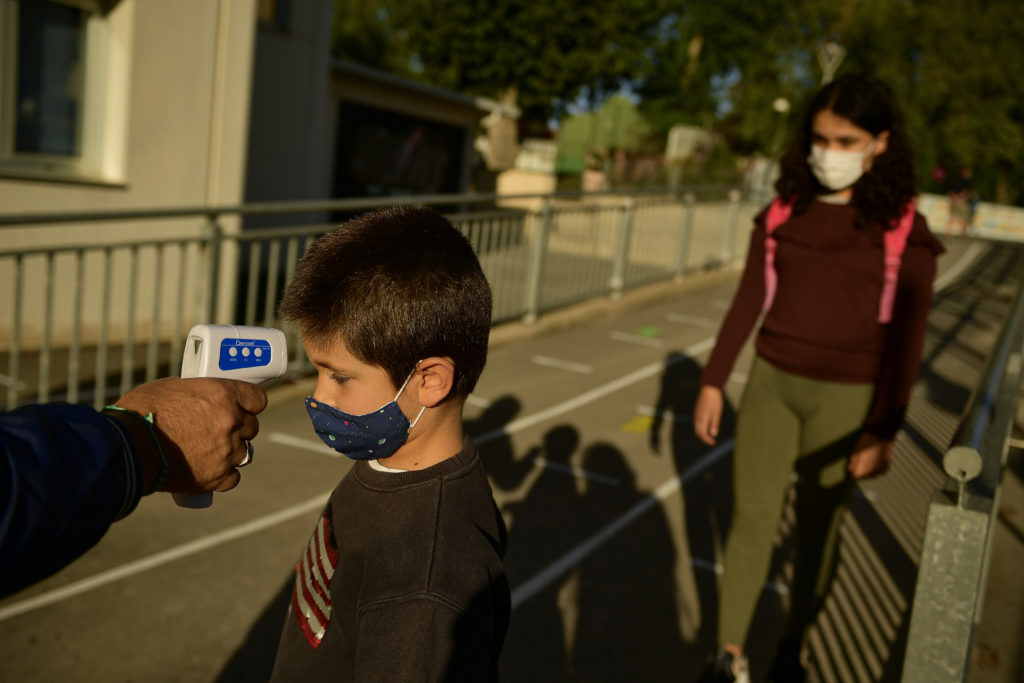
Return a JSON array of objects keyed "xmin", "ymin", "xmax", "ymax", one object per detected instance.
[
  {"xmin": 693, "ymin": 385, "xmax": 724, "ymax": 446},
  {"xmin": 113, "ymin": 377, "xmax": 268, "ymax": 494},
  {"xmin": 847, "ymin": 433, "xmax": 893, "ymax": 479}
]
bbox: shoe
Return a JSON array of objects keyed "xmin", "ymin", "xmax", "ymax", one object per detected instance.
[
  {"xmin": 767, "ymin": 637, "xmax": 807, "ymax": 682},
  {"xmin": 698, "ymin": 647, "xmax": 750, "ymax": 683}
]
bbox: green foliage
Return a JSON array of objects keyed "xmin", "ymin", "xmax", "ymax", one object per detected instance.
[
  {"xmin": 331, "ymin": 0, "xmax": 410, "ymax": 74},
  {"xmin": 335, "ymin": 0, "xmax": 671, "ymax": 126},
  {"xmin": 331, "ymin": 0, "xmax": 1024, "ymax": 204}
]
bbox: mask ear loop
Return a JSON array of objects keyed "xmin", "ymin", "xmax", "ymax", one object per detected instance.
[{"xmin": 394, "ymin": 361, "xmax": 427, "ymax": 431}]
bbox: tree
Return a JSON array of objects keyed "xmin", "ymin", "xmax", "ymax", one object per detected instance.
[
  {"xmin": 636, "ymin": 0, "xmax": 1024, "ymax": 203},
  {"xmin": 332, "ymin": 0, "xmax": 411, "ymax": 74},
  {"xmin": 332, "ymin": 0, "xmax": 1024, "ymax": 203},
  {"xmin": 334, "ymin": 0, "xmax": 672, "ymax": 133}
]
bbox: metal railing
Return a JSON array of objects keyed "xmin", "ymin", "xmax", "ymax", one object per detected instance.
[
  {"xmin": 0, "ymin": 186, "xmax": 750, "ymax": 411},
  {"xmin": 903, "ymin": 280, "xmax": 1024, "ymax": 681}
]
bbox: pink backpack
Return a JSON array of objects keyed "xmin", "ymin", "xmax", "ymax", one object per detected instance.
[{"xmin": 762, "ymin": 197, "xmax": 917, "ymax": 323}]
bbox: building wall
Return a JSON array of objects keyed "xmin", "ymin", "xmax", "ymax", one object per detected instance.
[
  {"xmin": 0, "ymin": 0, "xmax": 259, "ymax": 345},
  {"xmin": 0, "ymin": 0, "xmax": 256, "ymax": 215},
  {"xmin": 243, "ymin": 0, "xmax": 334, "ymax": 210}
]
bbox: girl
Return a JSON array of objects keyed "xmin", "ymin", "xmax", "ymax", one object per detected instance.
[{"xmin": 695, "ymin": 75, "xmax": 944, "ymax": 683}]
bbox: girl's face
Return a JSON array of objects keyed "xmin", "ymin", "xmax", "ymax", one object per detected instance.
[
  {"xmin": 811, "ymin": 109, "xmax": 888, "ymax": 159},
  {"xmin": 808, "ymin": 109, "xmax": 890, "ymax": 196}
]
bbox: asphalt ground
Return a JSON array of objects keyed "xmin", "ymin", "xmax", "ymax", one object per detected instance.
[{"xmin": 1, "ymin": 235, "xmax": 1019, "ymax": 682}]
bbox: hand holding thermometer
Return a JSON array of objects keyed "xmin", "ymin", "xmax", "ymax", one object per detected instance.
[{"xmin": 172, "ymin": 324, "xmax": 288, "ymax": 508}]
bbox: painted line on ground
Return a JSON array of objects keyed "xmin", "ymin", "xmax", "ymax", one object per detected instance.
[
  {"xmin": 0, "ymin": 494, "xmax": 331, "ymax": 623},
  {"xmin": 665, "ymin": 312, "xmax": 716, "ymax": 328},
  {"xmin": 0, "ymin": 374, "xmax": 26, "ymax": 389},
  {"xmin": 531, "ymin": 456, "xmax": 620, "ymax": 486},
  {"xmin": 933, "ymin": 241, "xmax": 987, "ymax": 292},
  {"xmin": 0, "ymin": 241, "xmax": 985, "ymax": 621},
  {"xmin": 465, "ymin": 394, "xmax": 492, "ymax": 409},
  {"xmin": 635, "ymin": 404, "xmax": 692, "ymax": 424},
  {"xmin": 689, "ymin": 558, "xmax": 789, "ymax": 597},
  {"xmin": 531, "ymin": 355, "xmax": 593, "ymax": 374},
  {"xmin": 511, "ymin": 439, "xmax": 734, "ymax": 609},
  {"xmin": 609, "ymin": 330, "xmax": 664, "ymax": 348},
  {"xmin": 268, "ymin": 431, "xmax": 340, "ymax": 457},
  {"xmin": 2, "ymin": 336, "xmax": 718, "ymax": 620},
  {"xmin": 474, "ymin": 336, "xmax": 716, "ymax": 446}
]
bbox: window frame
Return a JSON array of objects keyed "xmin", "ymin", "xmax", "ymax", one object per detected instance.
[{"xmin": 0, "ymin": 0, "xmax": 122, "ymax": 185}]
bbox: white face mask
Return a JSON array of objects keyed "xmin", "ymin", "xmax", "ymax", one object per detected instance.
[{"xmin": 807, "ymin": 140, "xmax": 876, "ymax": 191}]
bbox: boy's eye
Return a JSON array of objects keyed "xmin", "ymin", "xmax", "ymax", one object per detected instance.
[{"xmin": 329, "ymin": 373, "xmax": 350, "ymax": 386}]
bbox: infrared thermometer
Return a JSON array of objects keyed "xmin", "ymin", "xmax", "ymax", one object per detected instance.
[{"xmin": 172, "ymin": 324, "xmax": 288, "ymax": 508}]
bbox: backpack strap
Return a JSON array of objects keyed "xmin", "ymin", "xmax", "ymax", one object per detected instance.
[
  {"xmin": 762, "ymin": 198, "xmax": 793, "ymax": 313},
  {"xmin": 761, "ymin": 196, "xmax": 917, "ymax": 324},
  {"xmin": 877, "ymin": 200, "xmax": 917, "ymax": 323}
]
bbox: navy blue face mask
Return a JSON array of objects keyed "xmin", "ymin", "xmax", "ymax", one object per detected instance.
[{"xmin": 305, "ymin": 368, "xmax": 425, "ymax": 461}]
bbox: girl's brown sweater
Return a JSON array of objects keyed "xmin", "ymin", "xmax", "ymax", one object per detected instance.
[{"xmin": 701, "ymin": 199, "xmax": 945, "ymax": 439}]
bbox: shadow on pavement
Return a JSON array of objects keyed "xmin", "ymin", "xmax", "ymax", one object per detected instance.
[{"xmin": 216, "ymin": 572, "xmax": 292, "ymax": 682}]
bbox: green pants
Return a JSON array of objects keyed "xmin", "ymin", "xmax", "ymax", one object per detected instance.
[{"xmin": 718, "ymin": 355, "xmax": 874, "ymax": 647}]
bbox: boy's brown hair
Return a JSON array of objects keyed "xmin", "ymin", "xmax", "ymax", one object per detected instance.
[{"xmin": 278, "ymin": 206, "xmax": 492, "ymax": 397}]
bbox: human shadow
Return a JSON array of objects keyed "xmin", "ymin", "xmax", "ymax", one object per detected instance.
[
  {"xmin": 571, "ymin": 442, "xmax": 688, "ymax": 681},
  {"xmin": 465, "ymin": 394, "xmax": 533, "ymax": 493},
  {"xmin": 649, "ymin": 351, "xmax": 736, "ymax": 656},
  {"xmin": 498, "ymin": 424, "xmax": 583, "ymax": 682},
  {"xmin": 215, "ymin": 572, "xmax": 293, "ymax": 682}
]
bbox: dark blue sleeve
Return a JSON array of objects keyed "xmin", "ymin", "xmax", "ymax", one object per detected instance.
[{"xmin": 0, "ymin": 403, "xmax": 143, "ymax": 598}]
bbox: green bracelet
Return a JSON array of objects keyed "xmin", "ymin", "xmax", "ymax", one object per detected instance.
[{"xmin": 103, "ymin": 405, "xmax": 167, "ymax": 496}]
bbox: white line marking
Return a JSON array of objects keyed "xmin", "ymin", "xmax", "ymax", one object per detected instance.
[
  {"xmin": 635, "ymin": 405, "xmax": 692, "ymax": 424},
  {"xmin": 666, "ymin": 312, "xmax": 715, "ymax": 328},
  {"xmin": 855, "ymin": 488, "xmax": 880, "ymax": 502},
  {"xmin": 690, "ymin": 558, "xmax": 723, "ymax": 574},
  {"xmin": 1, "ymin": 335, "xmax": 717, "ymax": 620},
  {"xmin": 10, "ymin": 241, "xmax": 979, "ymax": 621},
  {"xmin": 465, "ymin": 394, "xmax": 492, "ymax": 409},
  {"xmin": 609, "ymin": 330, "xmax": 663, "ymax": 348},
  {"xmin": 531, "ymin": 355, "xmax": 593, "ymax": 374},
  {"xmin": 710, "ymin": 299, "xmax": 731, "ymax": 310},
  {"xmin": 532, "ymin": 457, "xmax": 620, "ymax": 486},
  {"xmin": 268, "ymin": 432, "xmax": 341, "ymax": 457},
  {"xmin": 933, "ymin": 241, "xmax": 987, "ymax": 292},
  {"xmin": 0, "ymin": 374, "xmax": 26, "ymax": 389},
  {"xmin": 688, "ymin": 559, "xmax": 788, "ymax": 597},
  {"xmin": 511, "ymin": 439, "xmax": 733, "ymax": 609},
  {"xmin": 0, "ymin": 494, "xmax": 330, "ymax": 622},
  {"xmin": 474, "ymin": 336, "xmax": 716, "ymax": 447}
]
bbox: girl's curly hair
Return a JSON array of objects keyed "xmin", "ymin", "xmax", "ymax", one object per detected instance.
[{"xmin": 775, "ymin": 74, "xmax": 917, "ymax": 230}]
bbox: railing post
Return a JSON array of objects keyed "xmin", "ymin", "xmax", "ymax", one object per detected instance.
[
  {"xmin": 610, "ymin": 197, "xmax": 635, "ymax": 299},
  {"xmin": 523, "ymin": 199, "xmax": 552, "ymax": 324},
  {"xmin": 94, "ymin": 247, "xmax": 113, "ymax": 410},
  {"xmin": 120, "ymin": 245, "xmax": 139, "ymax": 397},
  {"xmin": 204, "ymin": 213, "xmax": 223, "ymax": 323},
  {"xmin": 903, "ymin": 280, "xmax": 1024, "ymax": 681},
  {"xmin": 902, "ymin": 487, "xmax": 991, "ymax": 682},
  {"xmin": 721, "ymin": 188, "xmax": 742, "ymax": 263},
  {"xmin": 675, "ymin": 192, "xmax": 696, "ymax": 281},
  {"xmin": 39, "ymin": 253, "xmax": 55, "ymax": 403},
  {"xmin": 7, "ymin": 255, "xmax": 23, "ymax": 410}
]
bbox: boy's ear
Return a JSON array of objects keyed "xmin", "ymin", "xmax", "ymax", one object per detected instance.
[{"xmin": 415, "ymin": 357, "xmax": 456, "ymax": 408}]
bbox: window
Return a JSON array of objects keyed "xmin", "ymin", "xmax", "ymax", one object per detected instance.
[
  {"xmin": 257, "ymin": 0, "xmax": 290, "ymax": 31},
  {"xmin": 0, "ymin": 0, "xmax": 121, "ymax": 182}
]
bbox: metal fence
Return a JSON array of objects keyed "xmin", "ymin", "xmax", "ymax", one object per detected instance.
[
  {"xmin": 902, "ymin": 279, "xmax": 1024, "ymax": 681},
  {"xmin": 0, "ymin": 186, "xmax": 751, "ymax": 411}
]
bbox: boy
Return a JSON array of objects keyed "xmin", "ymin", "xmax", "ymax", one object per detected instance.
[{"xmin": 269, "ymin": 206, "xmax": 510, "ymax": 682}]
